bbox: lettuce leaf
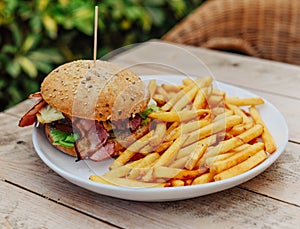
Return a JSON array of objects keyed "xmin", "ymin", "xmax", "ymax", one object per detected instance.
[
  {"xmin": 50, "ymin": 129, "xmax": 80, "ymax": 148},
  {"xmin": 139, "ymin": 107, "xmax": 154, "ymax": 120}
]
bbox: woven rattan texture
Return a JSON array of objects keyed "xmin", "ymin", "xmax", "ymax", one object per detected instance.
[{"xmin": 163, "ymin": 0, "xmax": 300, "ymax": 65}]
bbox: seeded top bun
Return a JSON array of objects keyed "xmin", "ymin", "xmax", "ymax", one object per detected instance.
[{"xmin": 41, "ymin": 60, "xmax": 149, "ymax": 121}]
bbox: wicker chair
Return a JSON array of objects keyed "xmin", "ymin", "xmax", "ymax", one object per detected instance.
[{"xmin": 163, "ymin": 0, "xmax": 300, "ymax": 65}]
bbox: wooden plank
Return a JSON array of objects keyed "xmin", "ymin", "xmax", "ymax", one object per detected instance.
[
  {"xmin": 1, "ymin": 113, "xmax": 299, "ymax": 228},
  {"xmin": 4, "ymin": 99, "xmax": 37, "ymax": 118},
  {"xmin": 0, "ymin": 181, "xmax": 113, "ymax": 229},
  {"xmin": 110, "ymin": 40, "xmax": 300, "ymax": 99},
  {"xmin": 240, "ymin": 142, "xmax": 300, "ymax": 205}
]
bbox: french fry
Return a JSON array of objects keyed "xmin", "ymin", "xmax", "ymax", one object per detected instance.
[
  {"xmin": 208, "ymin": 95, "xmax": 224, "ymax": 106},
  {"xmin": 200, "ymin": 124, "xmax": 263, "ymax": 166},
  {"xmin": 102, "ymin": 166, "xmax": 132, "ymax": 178},
  {"xmin": 165, "ymin": 119, "xmax": 211, "ymax": 142},
  {"xmin": 161, "ymin": 76, "xmax": 212, "ymax": 111},
  {"xmin": 156, "ymin": 86, "xmax": 170, "ymax": 100},
  {"xmin": 193, "ymin": 87, "xmax": 208, "ymax": 109},
  {"xmin": 231, "ymin": 144, "xmax": 251, "ymax": 152},
  {"xmin": 204, "ymin": 152, "xmax": 235, "ymax": 166},
  {"xmin": 211, "ymin": 107, "xmax": 226, "ymax": 116},
  {"xmin": 172, "ymin": 86, "xmax": 198, "ymax": 111},
  {"xmin": 153, "ymin": 166, "xmax": 182, "ymax": 178},
  {"xmin": 214, "ymin": 150, "xmax": 267, "ymax": 181},
  {"xmin": 177, "ymin": 135, "xmax": 217, "ymax": 159},
  {"xmin": 211, "ymin": 89, "xmax": 225, "ymax": 97},
  {"xmin": 153, "ymin": 94, "xmax": 167, "ymax": 106},
  {"xmin": 154, "ymin": 141, "xmax": 174, "ymax": 154},
  {"xmin": 143, "ymin": 136, "xmax": 188, "ymax": 181},
  {"xmin": 184, "ymin": 115, "xmax": 243, "ymax": 146},
  {"xmin": 225, "ymin": 97, "xmax": 264, "ymax": 106},
  {"xmin": 167, "ymin": 121, "xmax": 180, "ymax": 132},
  {"xmin": 161, "ymin": 83, "xmax": 183, "ymax": 93},
  {"xmin": 227, "ymin": 104, "xmax": 251, "ymax": 124},
  {"xmin": 90, "ymin": 175, "xmax": 165, "ymax": 188},
  {"xmin": 160, "ymin": 83, "xmax": 195, "ymax": 111},
  {"xmin": 200, "ymin": 137, "xmax": 245, "ymax": 165},
  {"xmin": 153, "ymin": 135, "xmax": 188, "ymax": 167},
  {"xmin": 237, "ymin": 124, "xmax": 263, "ymax": 143},
  {"xmin": 184, "ymin": 179, "xmax": 193, "ymax": 186},
  {"xmin": 228, "ymin": 122, "xmax": 254, "ymax": 136},
  {"xmin": 181, "ymin": 119, "xmax": 211, "ymax": 134},
  {"xmin": 197, "ymin": 76, "xmax": 213, "ymax": 88},
  {"xmin": 182, "ymin": 77, "xmax": 195, "ymax": 86},
  {"xmin": 149, "ymin": 121, "xmax": 167, "ymax": 147},
  {"xmin": 170, "ymin": 155, "xmax": 189, "ymax": 168},
  {"xmin": 142, "ymin": 168, "xmax": 154, "ymax": 182},
  {"xmin": 170, "ymin": 179, "xmax": 185, "ymax": 187},
  {"xmin": 192, "ymin": 172, "xmax": 215, "ymax": 185},
  {"xmin": 213, "ymin": 110, "xmax": 234, "ymax": 121},
  {"xmin": 174, "ymin": 169, "xmax": 205, "ymax": 180},
  {"xmin": 148, "ymin": 109, "xmax": 210, "ymax": 122},
  {"xmin": 110, "ymin": 130, "xmax": 154, "ymax": 169},
  {"xmin": 249, "ymin": 106, "xmax": 277, "ymax": 153},
  {"xmin": 183, "ymin": 131, "xmax": 217, "ymax": 148},
  {"xmin": 185, "ymin": 143, "xmax": 208, "ymax": 170},
  {"xmin": 153, "ymin": 166, "xmax": 203, "ymax": 180},
  {"xmin": 148, "ymin": 79, "xmax": 157, "ymax": 98},
  {"xmin": 210, "ymin": 142, "xmax": 265, "ymax": 173},
  {"xmin": 130, "ymin": 153, "xmax": 160, "ymax": 169},
  {"xmin": 139, "ymin": 122, "xmax": 166, "ymax": 154},
  {"xmin": 127, "ymin": 153, "xmax": 160, "ymax": 179}
]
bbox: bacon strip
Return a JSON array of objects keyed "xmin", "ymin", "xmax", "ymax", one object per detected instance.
[
  {"xmin": 89, "ymin": 142, "xmax": 115, "ymax": 162},
  {"xmin": 28, "ymin": 92, "xmax": 42, "ymax": 99},
  {"xmin": 74, "ymin": 120, "xmax": 112, "ymax": 161},
  {"xmin": 18, "ymin": 99, "xmax": 47, "ymax": 127},
  {"xmin": 129, "ymin": 115, "xmax": 142, "ymax": 131}
]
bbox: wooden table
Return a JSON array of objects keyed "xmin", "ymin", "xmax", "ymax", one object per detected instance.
[{"xmin": 1, "ymin": 40, "xmax": 299, "ymax": 228}]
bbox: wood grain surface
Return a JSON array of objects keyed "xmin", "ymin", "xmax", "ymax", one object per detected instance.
[{"xmin": 1, "ymin": 40, "xmax": 299, "ymax": 228}]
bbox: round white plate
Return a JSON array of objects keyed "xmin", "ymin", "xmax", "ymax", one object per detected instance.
[{"xmin": 32, "ymin": 75, "xmax": 288, "ymax": 202}]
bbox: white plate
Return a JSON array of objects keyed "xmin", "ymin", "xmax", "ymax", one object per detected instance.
[{"xmin": 32, "ymin": 75, "xmax": 288, "ymax": 202}]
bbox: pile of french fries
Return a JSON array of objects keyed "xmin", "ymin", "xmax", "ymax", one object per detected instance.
[{"xmin": 90, "ymin": 76, "xmax": 276, "ymax": 188}]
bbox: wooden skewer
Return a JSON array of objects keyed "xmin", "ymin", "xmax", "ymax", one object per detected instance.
[{"xmin": 93, "ymin": 6, "xmax": 99, "ymax": 64}]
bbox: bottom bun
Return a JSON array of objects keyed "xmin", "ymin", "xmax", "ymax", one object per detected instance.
[{"xmin": 44, "ymin": 124, "xmax": 77, "ymax": 157}]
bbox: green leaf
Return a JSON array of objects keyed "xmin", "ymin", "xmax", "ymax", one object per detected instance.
[
  {"xmin": 144, "ymin": 0, "xmax": 165, "ymax": 7},
  {"xmin": 50, "ymin": 129, "xmax": 80, "ymax": 148},
  {"xmin": 38, "ymin": 0, "xmax": 50, "ymax": 11},
  {"xmin": 28, "ymin": 49, "xmax": 63, "ymax": 64},
  {"xmin": 139, "ymin": 107, "xmax": 154, "ymax": 120},
  {"xmin": 42, "ymin": 14, "xmax": 58, "ymax": 39},
  {"xmin": 6, "ymin": 61, "xmax": 21, "ymax": 78},
  {"xmin": 9, "ymin": 23, "xmax": 22, "ymax": 47},
  {"xmin": 29, "ymin": 15, "xmax": 42, "ymax": 34},
  {"xmin": 2, "ymin": 44, "xmax": 17, "ymax": 54},
  {"xmin": 146, "ymin": 6, "xmax": 165, "ymax": 26},
  {"xmin": 15, "ymin": 56, "xmax": 38, "ymax": 78},
  {"xmin": 22, "ymin": 34, "xmax": 40, "ymax": 53},
  {"xmin": 7, "ymin": 82, "xmax": 23, "ymax": 105},
  {"xmin": 0, "ymin": 79, "xmax": 6, "ymax": 88}
]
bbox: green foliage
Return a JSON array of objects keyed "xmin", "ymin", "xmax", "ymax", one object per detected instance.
[{"xmin": 0, "ymin": 0, "xmax": 204, "ymax": 110}]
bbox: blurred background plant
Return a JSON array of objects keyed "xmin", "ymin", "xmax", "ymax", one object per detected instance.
[{"xmin": 0, "ymin": 0, "xmax": 205, "ymax": 111}]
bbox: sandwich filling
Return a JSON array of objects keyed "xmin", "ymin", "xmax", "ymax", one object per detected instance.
[{"xmin": 19, "ymin": 94, "xmax": 156, "ymax": 162}]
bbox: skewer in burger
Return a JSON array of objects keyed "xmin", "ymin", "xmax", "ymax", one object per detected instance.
[{"xmin": 19, "ymin": 60, "xmax": 153, "ymax": 161}]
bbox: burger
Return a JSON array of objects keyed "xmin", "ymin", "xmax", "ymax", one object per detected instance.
[{"xmin": 19, "ymin": 60, "xmax": 153, "ymax": 162}]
